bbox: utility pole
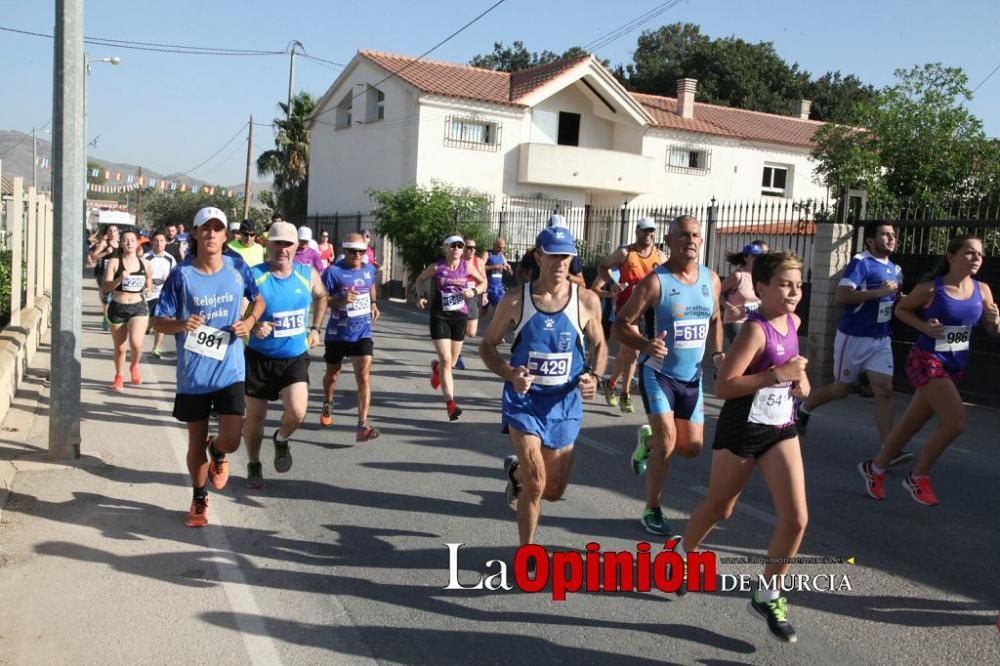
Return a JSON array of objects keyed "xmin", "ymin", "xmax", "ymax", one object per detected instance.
[
  {"xmin": 243, "ymin": 115, "xmax": 253, "ymax": 220},
  {"xmin": 50, "ymin": 0, "xmax": 84, "ymax": 460},
  {"xmin": 287, "ymin": 41, "xmax": 303, "ymax": 120},
  {"xmin": 135, "ymin": 166, "xmax": 143, "ymax": 226}
]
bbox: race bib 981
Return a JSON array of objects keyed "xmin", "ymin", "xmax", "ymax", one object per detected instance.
[{"xmin": 184, "ymin": 324, "xmax": 231, "ymax": 361}]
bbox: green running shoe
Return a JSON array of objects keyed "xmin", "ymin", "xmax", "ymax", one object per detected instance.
[
  {"xmin": 749, "ymin": 595, "xmax": 797, "ymax": 643},
  {"xmin": 640, "ymin": 506, "xmax": 673, "ymax": 535},
  {"xmin": 631, "ymin": 425, "xmax": 652, "ymax": 475},
  {"xmin": 620, "ymin": 395, "xmax": 635, "ymax": 414},
  {"xmin": 604, "ymin": 382, "xmax": 619, "ymax": 408}
]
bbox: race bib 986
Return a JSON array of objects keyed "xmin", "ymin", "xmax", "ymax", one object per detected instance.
[{"xmin": 934, "ymin": 326, "xmax": 971, "ymax": 353}]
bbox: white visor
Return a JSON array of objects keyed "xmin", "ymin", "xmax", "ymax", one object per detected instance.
[
  {"xmin": 342, "ymin": 241, "xmax": 368, "ymax": 250},
  {"xmin": 443, "ymin": 235, "xmax": 464, "ymax": 246}
]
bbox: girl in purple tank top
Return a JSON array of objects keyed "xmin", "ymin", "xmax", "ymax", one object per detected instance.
[
  {"xmin": 859, "ymin": 235, "xmax": 1000, "ymax": 507},
  {"xmin": 414, "ymin": 234, "xmax": 486, "ymax": 421},
  {"xmin": 680, "ymin": 251, "xmax": 811, "ymax": 643}
]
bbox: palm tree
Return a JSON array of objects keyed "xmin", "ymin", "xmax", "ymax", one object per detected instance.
[{"xmin": 257, "ymin": 91, "xmax": 316, "ymax": 221}]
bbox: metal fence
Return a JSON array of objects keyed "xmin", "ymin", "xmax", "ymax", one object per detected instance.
[
  {"xmin": 856, "ymin": 199, "xmax": 1000, "ymax": 406},
  {"xmin": 308, "ymin": 196, "xmax": 831, "ymax": 328},
  {"xmin": 0, "ymin": 175, "xmax": 53, "ymax": 328}
]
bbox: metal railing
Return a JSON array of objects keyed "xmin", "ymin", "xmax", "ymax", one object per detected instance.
[{"xmin": 0, "ymin": 173, "xmax": 54, "ymax": 327}]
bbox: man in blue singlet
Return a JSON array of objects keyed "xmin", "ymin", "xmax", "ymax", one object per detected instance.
[
  {"xmin": 613, "ymin": 215, "xmax": 724, "ymax": 536},
  {"xmin": 153, "ymin": 206, "xmax": 265, "ymax": 527},
  {"xmin": 480, "ymin": 237, "xmax": 512, "ymax": 316},
  {"xmin": 242, "ymin": 221, "xmax": 328, "ymax": 488},
  {"xmin": 480, "ymin": 226, "xmax": 607, "ymax": 546},
  {"xmin": 319, "ymin": 232, "xmax": 381, "ymax": 442}
]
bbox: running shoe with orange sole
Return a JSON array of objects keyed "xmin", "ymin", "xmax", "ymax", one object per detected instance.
[
  {"xmin": 902, "ymin": 472, "xmax": 938, "ymax": 506},
  {"xmin": 356, "ymin": 424, "xmax": 380, "ymax": 442},
  {"xmin": 207, "ymin": 437, "xmax": 229, "ymax": 490},
  {"xmin": 185, "ymin": 496, "xmax": 209, "ymax": 527},
  {"xmin": 111, "ymin": 374, "xmax": 125, "ymax": 391},
  {"xmin": 430, "ymin": 361, "xmax": 441, "ymax": 390},
  {"xmin": 319, "ymin": 402, "xmax": 333, "ymax": 427},
  {"xmin": 130, "ymin": 365, "xmax": 141, "ymax": 385}
]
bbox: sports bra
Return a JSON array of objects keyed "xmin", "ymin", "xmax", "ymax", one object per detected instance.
[{"xmin": 114, "ymin": 257, "xmax": 147, "ymax": 293}]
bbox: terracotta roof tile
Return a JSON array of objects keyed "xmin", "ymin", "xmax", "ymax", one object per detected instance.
[
  {"xmin": 631, "ymin": 93, "xmax": 740, "ymax": 139},
  {"xmin": 509, "ymin": 55, "xmax": 590, "ymax": 102},
  {"xmin": 717, "ymin": 221, "xmax": 817, "ymax": 235},
  {"xmin": 359, "ymin": 50, "xmax": 516, "ymax": 106}
]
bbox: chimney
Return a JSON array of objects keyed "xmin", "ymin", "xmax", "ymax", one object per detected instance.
[
  {"xmin": 799, "ymin": 99, "xmax": 812, "ymax": 120},
  {"xmin": 676, "ymin": 78, "xmax": 697, "ymax": 119}
]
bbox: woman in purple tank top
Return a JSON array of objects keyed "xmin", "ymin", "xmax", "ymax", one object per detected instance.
[
  {"xmin": 680, "ymin": 251, "xmax": 810, "ymax": 643},
  {"xmin": 859, "ymin": 235, "xmax": 1000, "ymax": 507},
  {"xmin": 414, "ymin": 234, "xmax": 486, "ymax": 421}
]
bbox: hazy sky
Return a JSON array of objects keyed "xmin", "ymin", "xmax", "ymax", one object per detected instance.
[{"xmin": 2, "ymin": 0, "xmax": 998, "ymax": 186}]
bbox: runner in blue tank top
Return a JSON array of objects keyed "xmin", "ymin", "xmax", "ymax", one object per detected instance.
[
  {"xmin": 681, "ymin": 251, "xmax": 811, "ymax": 643},
  {"xmin": 415, "ymin": 234, "xmax": 486, "ymax": 421},
  {"xmin": 480, "ymin": 226, "xmax": 607, "ymax": 546},
  {"xmin": 612, "ymin": 215, "xmax": 724, "ymax": 537},
  {"xmin": 242, "ymin": 221, "xmax": 329, "ymax": 489},
  {"xmin": 859, "ymin": 235, "xmax": 999, "ymax": 506},
  {"xmin": 481, "ymin": 237, "xmax": 512, "ymax": 314},
  {"xmin": 320, "ymin": 232, "xmax": 381, "ymax": 442},
  {"xmin": 153, "ymin": 207, "xmax": 265, "ymax": 528}
]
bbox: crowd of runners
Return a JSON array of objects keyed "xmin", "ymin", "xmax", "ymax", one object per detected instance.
[{"xmin": 85, "ymin": 207, "xmax": 999, "ymax": 645}]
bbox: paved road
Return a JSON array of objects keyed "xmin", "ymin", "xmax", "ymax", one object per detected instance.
[{"xmin": 0, "ymin": 284, "xmax": 997, "ymax": 665}]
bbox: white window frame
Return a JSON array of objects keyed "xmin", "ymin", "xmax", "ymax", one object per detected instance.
[
  {"xmin": 666, "ymin": 146, "xmax": 711, "ymax": 174},
  {"xmin": 761, "ymin": 164, "xmax": 791, "ymax": 197},
  {"xmin": 335, "ymin": 93, "xmax": 353, "ymax": 129},
  {"xmin": 444, "ymin": 115, "xmax": 501, "ymax": 152}
]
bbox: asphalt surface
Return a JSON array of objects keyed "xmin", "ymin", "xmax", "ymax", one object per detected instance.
[{"xmin": 0, "ymin": 284, "xmax": 998, "ymax": 665}]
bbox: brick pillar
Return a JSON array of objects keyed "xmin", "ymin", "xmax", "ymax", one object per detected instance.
[{"xmin": 806, "ymin": 221, "xmax": 856, "ymax": 384}]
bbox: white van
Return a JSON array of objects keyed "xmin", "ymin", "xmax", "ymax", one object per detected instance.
[{"xmin": 88, "ymin": 209, "xmax": 135, "ymax": 233}]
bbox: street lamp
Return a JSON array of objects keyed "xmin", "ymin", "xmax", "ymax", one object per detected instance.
[{"xmin": 83, "ymin": 54, "xmax": 120, "ymax": 205}]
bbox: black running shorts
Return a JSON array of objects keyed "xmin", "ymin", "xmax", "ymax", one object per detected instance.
[
  {"xmin": 107, "ymin": 300, "xmax": 149, "ymax": 325},
  {"xmin": 324, "ymin": 338, "xmax": 374, "ymax": 365},
  {"xmin": 173, "ymin": 382, "xmax": 246, "ymax": 422},
  {"xmin": 712, "ymin": 394, "xmax": 798, "ymax": 460},
  {"xmin": 244, "ymin": 348, "xmax": 310, "ymax": 401},
  {"xmin": 430, "ymin": 313, "xmax": 467, "ymax": 341}
]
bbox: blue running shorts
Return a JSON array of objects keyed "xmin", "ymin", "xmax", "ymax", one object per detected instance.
[
  {"xmin": 639, "ymin": 363, "xmax": 704, "ymax": 423},
  {"xmin": 502, "ymin": 382, "xmax": 581, "ymax": 450}
]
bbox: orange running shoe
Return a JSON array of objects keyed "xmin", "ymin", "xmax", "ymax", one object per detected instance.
[
  {"xmin": 356, "ymin": 424, "xmax": 380, "ymax": 442},
  {"xmin": 185, "ymin": 496, "xmax": 209, "ymax": 527},
  {"xmin": 902, "ymin": 472, "xmax": 938, "ymax": 506},
  {"xmin": 111, "ymin": 374, "xmax": 125, "ymax": 391},
  {"xmin": 319, "ymin": 402, "xmax": 333, "ymax": 427},
  {"xmin": 857, "ymin": 459, "xmax": 885, "ymax": 500},
  {"xmin": 430, "ymin": 361, "xmax": 441, "ymax": 390},
  {"xmin": 207, "ymin": 437, "xmax": 229, "ymax": 490},
  {"xmin": 130, "ymin": 364, "xmax": 142, "ymax": 385}
]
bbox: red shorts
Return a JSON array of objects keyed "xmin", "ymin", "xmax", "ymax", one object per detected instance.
[{"xmin": 905, "ymin": 348, "xmax": 963, "ymax": 389}]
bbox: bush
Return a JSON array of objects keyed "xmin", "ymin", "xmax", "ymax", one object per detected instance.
[{"xmin": 0, "ymin": 250, "xmax": 12, "ymax": 327}]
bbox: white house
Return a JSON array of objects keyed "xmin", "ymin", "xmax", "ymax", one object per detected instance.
[{"xmin": 307, "ymin": 50, "xmax": 832, "ymax": 217}]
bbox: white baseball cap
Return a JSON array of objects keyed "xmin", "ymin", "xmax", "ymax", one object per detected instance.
[
  {"xmin": 297, "ymin": 226, "xmax": 313, "ymax": 242},
  {"xmin": 637, "ymin": 217, "xmax": 656, "ymax": 230},
  {"xmin": 268, "ymin": 222, "xmax": 298, "ymax": 244},
  {"xmin": 228, "ymin": 221, "xmax": 241, "ymax": 231},
  {"xmin": 193, "ymin": 206, "xmax": 228, "ymax": 228}
]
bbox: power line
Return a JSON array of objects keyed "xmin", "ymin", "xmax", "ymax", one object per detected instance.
[
  {"xmin": 175, "ymin": 122, "xmax": 249, "ymax": 178},
  {"xmin": 313, "ymin": 0, "xmax": 509, "ymax": 121},
  {"xmin": 300, "ymin": 52, "xmax": 345, "ymax": 68},
  {"xmin": 584, "ymin": 0, "xmax": 688, "ymax": 52},
  {"xmin": 0, "ymin": 25, "xmax": 286, "ymax": 56},
  {"xmin": 0, "ymin": 118, "xmax": 52, "ymax": 159},
  {"xmin": 971, "ymin": 62, "xmax": 1000, "ymax": 95}
]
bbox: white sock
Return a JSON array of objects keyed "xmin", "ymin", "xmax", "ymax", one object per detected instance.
[{"xmin": 755, "ymin": 586, "xmax": 780, "ymax": 603}]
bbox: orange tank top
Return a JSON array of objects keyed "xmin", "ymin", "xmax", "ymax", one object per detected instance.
[{"xmin": 616, "ymin": 246, "xmax": 660, "ymax": 310}]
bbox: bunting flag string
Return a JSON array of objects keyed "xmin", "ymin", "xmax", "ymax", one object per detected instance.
[{"xmin": 85, "ymin": 180, "xmax": 237, "ymax": 196}]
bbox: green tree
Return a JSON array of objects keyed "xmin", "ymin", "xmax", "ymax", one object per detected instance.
[
  {"xmin": 87, "ymin": 161, "xmax": 106, "ymax": 185},
  {"xmin": 368, "ymin": 183, "xmax": 492, "ymax": 281},
  {"xmin": 140, "ymin": 189, "xmax": 251, "ymax": 232},
  {"xmin": 257, "ymin": 91, "xmax": 316, "ymax": 221},
  {"xmin": 805, "ymin": 71, "xmax": 878, "ymax": 124},
  {"xmin": 812, "ymin": 63, "xmax": 1000, "ymax": 208},
  {"xmin": 469, "ymin": 41, "xmax": 601, "ymax": 72}
]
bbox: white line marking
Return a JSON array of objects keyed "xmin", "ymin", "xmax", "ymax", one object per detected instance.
[
  {"xmin": 689, "ymin": 485, "xmax": 776, "ymax": 526},
  {"xmin": 149, "ymin": 364, "xmax": 285, "ymax": 666},
  {"xmin": 951, "ymin": 447, "xmax": 970, "ymax": 454}
]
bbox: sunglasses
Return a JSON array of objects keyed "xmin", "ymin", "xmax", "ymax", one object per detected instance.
[
  {"xmin": 449, "ymin": 243, "xmax": 465, "ymax": 249},
  {"xmin": 464, "ymin": 245, "xmax": 477, "ymax": 250},
  {"xmin": 345, "ymin": 248, "xmax": 366, "ymax": 255}
]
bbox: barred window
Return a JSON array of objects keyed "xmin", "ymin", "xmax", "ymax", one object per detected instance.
[
  {"xmin": 666, "ymin": 146, "xmax": 711, "ymax": 174},
  {"xmin": 444, "ymin": 116, "xmax": 501, "ymax": 151}
]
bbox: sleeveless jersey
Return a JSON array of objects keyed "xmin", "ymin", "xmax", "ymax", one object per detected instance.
[
  {"xmin": 744, "ymin": 313, "xmax": 799, "ymax": 427},
  {"xmin": 485, "ymin": 251, "xmax": 507, "ymax": 296},
  {"xmin": 838, "ymin": 251, "xmax": 903, "ymax": 338},
  {"xmin": 616, "ymin": 246, "xmax": 661, "ymax": 311},
  {"xmin": 432, "ymin": 258, "xmax": 469, "ymax": 316},
  {"xmin": 509, "ymin": 283, "xmax": 585, "ymax": 393},
  {"xmin": 248, "ymin": 262, "xmax": 313, "ymax": 359},
  {"xmin": 650, "ymin": 264, "xmax": 715, "ymax": 382},
  {"xmin": 155, "ymin": 255, "xmax": 260, "ymax": 394},
  {"xmin": 114, "ymin": 256, "xmax": 147, "ymax": 293},
  {"xmin": 323, "ymin": 260, "xmax": 377, "ymax": 342},
  {"xmin": 723, "ymin": 270, "xmax": 760, "ymax": 323},
  {"xmin": 913, "ymin": 278, "xmax": 983, "ymax": 372}
]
